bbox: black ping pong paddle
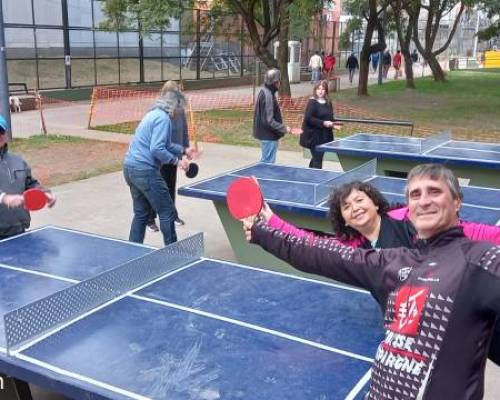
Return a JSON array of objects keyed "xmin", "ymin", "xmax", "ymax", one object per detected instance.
[{"xmin": 185, "ymin": 162, "xmax": 199, "ymax": 179}]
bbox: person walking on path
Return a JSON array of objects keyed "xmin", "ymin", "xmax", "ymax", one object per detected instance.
[
  {"xmin": 346, "ymin": 53, "xmax": 359, "ymax": 84},
  {"xmin": 253, "ymin": 68, "xmax": 293, "ymax": 164},
  {"xmin": 323, "ymin": 53, "xmax": 336, "ymax": 80},
  {"xmin": 299, "ymin": 81, "xmax": 335, "ymax": 169},
  {"xmin": 147, "ymin": 81, "xmax": 191, "ymax": 232},
  {"xmin": 370, "ymin": 52, "xmax": 380, "ymax": 73},
  {"xmin": 382, "ymin": 50, "xmax": 392, "ymax": 79},
  {"xmin": 393, "ymin": 50, "xmax": 403, "ymax": 79},
  {"xmin": 411, "ymin": 49, "xmax": 419, "ymax": 64},
  {"xmin": 308, "ymin": 51, "xmax": 323, "ymax": 84}
]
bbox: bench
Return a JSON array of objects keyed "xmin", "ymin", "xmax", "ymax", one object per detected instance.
[{"xmin": 8, "ymin": 82, "xmax": 29, "ymax": 94}]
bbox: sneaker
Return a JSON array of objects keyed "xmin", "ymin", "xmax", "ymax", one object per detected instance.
[
  {"xmin": 147, "ymin": 222, "xmax": 159, "ymax": 232},
  {"xmin": 174, "ymin": 217, "xmax": 185, "ymax": 226}
]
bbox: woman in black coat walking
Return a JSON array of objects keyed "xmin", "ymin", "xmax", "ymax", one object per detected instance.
[{"xmin": 299, "ymin": 80, "xmax": 334, "ymax": 169}]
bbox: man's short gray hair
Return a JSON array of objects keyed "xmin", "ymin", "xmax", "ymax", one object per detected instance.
[
  {"xmin": 405, "ymin": 164, "xmax": 463, "ymax": 200},
  {"xmin": 264, "ymin": 68, "xmax": 281, "ymax": 86}
]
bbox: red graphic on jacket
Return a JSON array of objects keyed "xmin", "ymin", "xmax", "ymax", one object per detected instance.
[{"xmin": 390, "ymin": 286, "xmax": 430, "ymax": 336}]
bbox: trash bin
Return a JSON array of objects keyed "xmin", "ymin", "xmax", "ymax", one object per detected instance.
[
  {"xmin": 328, "ymin": 77, "xmax": 340, "ymax": 92},
  {"xmin": 273, "ymin": 41, "xmax": 302, "ymax": 83}
]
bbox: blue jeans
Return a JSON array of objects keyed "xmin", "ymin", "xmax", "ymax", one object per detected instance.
[
  {"xmin": 311, "ymin": 68, "xmax": 321, "ymax": 83},
  {"xmin": 123, "ymin": 166, "xmax": 177, "ymax": 245},
  {"xmin": 260, "ymin": 140, "xmax": 279, "ymax": 163}
]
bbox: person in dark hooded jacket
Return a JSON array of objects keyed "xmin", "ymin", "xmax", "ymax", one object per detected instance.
[{"xmin": 0, "ymin": 115, "xmax": 56, "ymax": 239}]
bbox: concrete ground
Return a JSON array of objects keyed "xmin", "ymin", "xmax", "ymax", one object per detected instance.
[{"xmin": 7, "ymin": 64, "xmax": 499, "ymax": 398}]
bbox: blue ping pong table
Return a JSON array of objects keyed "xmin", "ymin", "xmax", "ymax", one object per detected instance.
[
  {"xmin": 0, "ymin": 226, "xmax": 383, "ymax": 400},
  {"xmin": 178, "ymin": 161, "xmax": 500, "ymax": 273},
  {"xmin": 317, "ymin": 132, "xmax": 500, "ymax": 188}
]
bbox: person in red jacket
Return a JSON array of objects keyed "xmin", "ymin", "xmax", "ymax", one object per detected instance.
[
  {"xmin": 393, "ymin": 50, "xmax": 403, "ymax": 79},
  {"xmin": 244, "ymin": 164, "xmax": 500, "ymax": 399},
  {"xmin": 323, "ymin": 53, "xmax": 336, "ymax": 80}
]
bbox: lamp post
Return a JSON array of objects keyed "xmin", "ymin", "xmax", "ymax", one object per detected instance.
[{"xmin": 0, "ymin": 0, "xmax": 12, "ymax": 139}]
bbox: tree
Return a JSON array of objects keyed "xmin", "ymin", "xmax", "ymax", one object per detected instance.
[
  {"xmin": 101, "ymin": 0, "xmax": 324, "ymax": 95},
  {"xmin": 278, "ymin": 0, "xmax": 292, "ymax": 96},
  {"xmin": 344, "ymin": 0, "xmax": 389, "ymax": 96},
  {"xmin": 289, "ymin": 0, "xmax": 324, "ymax": 40},
  {"xmin": 477, "ymin": 0, "xmax": 500, "ymax": 42},
  {"xmin": 410, "ymin": 0, "xmax": 467, "ymax": 81},
  {"xmin": 391, "ymin": 0, "xmax": 418, "ymax": 88},
  {"xmin": 101, "ymin": 0, "xmax": 186, "ymax": 32},
  {"xmin": 218, "ymin": 0, "xmax": 323, "ymax": 96}
]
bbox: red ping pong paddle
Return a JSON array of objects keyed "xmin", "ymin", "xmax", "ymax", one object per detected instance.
[
  {"xmin": 23, "ymin": 188, "xmax": 48, "ymax": 211},
  {"xmin": 227, "ymin": 177, "xmax": 263, "ymax": 220}
]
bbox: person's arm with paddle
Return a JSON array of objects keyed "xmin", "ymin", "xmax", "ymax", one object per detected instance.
[
  {"xmin": 0, "ymin": 114, "xmax": 56, "ymax": 240},
  {"xmin": 150, "ymin": 115, "xmax": 197, "ymax": 174},
  {"xmin": 0, "ymin": 160, "xmax": 56, "ymax": 210}
]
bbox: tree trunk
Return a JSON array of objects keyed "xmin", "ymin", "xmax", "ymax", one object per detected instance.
[
  {"xmin": 426, "ymin": 53, "xmax": 446, "ymax": 81},
  {"xmin": 358, "ymin": 20, "xmax": 376, "ymax": 96},
  {"xmin": 393, "ymin": 0, "xmax": 415, "ymax": 89},
  {"xmin": 254, "ymin": 45, "xmax": 278, "ymax": 68},
  {"xmin": 278, "ymin": 0, "xmax": 291, "ymax": 97},
  {"xmin": 402, "ymin": 49, "xmax": 415, "ymax": 88}
]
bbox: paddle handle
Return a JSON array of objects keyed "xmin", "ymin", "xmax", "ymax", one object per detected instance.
[{"xmin": 188, "ymin": 99, "xmax": 198, "ymax": 152}]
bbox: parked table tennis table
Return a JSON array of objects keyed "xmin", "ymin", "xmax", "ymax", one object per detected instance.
[
  {"xmin": 178, "ymin": 160, "xmax": 500, "ymax": 273},
  {"xmin": 0, "ymin": 226, "xmax": 383, "ymax": 399},
  {"xmin": 317, "ymin": 131, "xmax": 500, "ymax": 188}
]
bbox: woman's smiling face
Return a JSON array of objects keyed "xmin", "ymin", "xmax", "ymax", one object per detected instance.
[{"xmin": 340, "ymin": 188, "xmax": 380, "ymax": 231}]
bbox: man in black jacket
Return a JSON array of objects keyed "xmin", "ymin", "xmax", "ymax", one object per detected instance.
[
  {"xmin": 0, "ymin": 116, "xmax": 56, "ymax": 239},
  {"xmin": 253, "ymin": 68, "xmax": 291, "ymax": 163},
  {"xmin": 245, "ymin": 164, "xmax": 500, "ymax": 399},
  {"xmin": 346, "ymin": 53, "xmax": 359, "ymax": 84}
]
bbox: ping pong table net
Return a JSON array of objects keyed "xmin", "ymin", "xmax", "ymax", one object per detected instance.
[
  {"xmin": 419, "ymin": 130, "xmax": 452, "ymax": 154},
  {"xmin": 4, "ymin": 233, "xmax": 204, "ymax": 355},
  {"xmin": 313, "ymin": 159, "xmax": 378, "ymax": 205}
]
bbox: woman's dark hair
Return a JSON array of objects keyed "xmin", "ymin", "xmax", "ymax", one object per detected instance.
[{"xmin": 328, "ymin": 181, "xmax": 390, "ymax": 240}]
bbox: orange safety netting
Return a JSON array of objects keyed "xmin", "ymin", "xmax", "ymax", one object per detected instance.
[{"xmin": 86, "ymin": 86, "xmax": 497, "ymax": 143}]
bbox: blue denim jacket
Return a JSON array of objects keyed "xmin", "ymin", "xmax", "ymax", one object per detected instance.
[{"xmin": 124, "ymin": 108, "xmax": 184, "ymax": 170}]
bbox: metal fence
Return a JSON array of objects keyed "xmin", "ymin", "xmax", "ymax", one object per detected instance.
[
  {"xmin": 3, "ymin": 1, "xmax": 484, "ymax": 91},
  {"xmin": 3, "ymin": 1, "xmax": 256, "ymax": 90}
]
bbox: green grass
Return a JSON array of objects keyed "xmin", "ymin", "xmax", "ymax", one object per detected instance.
[
  {"xmin": 9, "ymin": 135, "xmax": 85, "ymax": 152},
  {"xmin": 95, "ymin": 122, "xmax": 138, "ymax": 135},
  {"xmin": 333, "ymin": 69, "xmax": 500, "ymax": 133}
]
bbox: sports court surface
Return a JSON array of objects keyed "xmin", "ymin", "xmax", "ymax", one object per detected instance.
[
  {"xmin": 318, "ymin": 132, "xmax": 500, "ymax": 168},
  {"xmin": 179, "ymin": 160, "xmax": 500, "ymax": 225},
  {"xmin": 0, "ymin": 226, "xmax": 383, "ymax": 399}
]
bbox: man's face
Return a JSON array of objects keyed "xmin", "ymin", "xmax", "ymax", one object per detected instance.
[{"xmin": 407, "ymin": 175, "xmax": 461, "ymax": 239}]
